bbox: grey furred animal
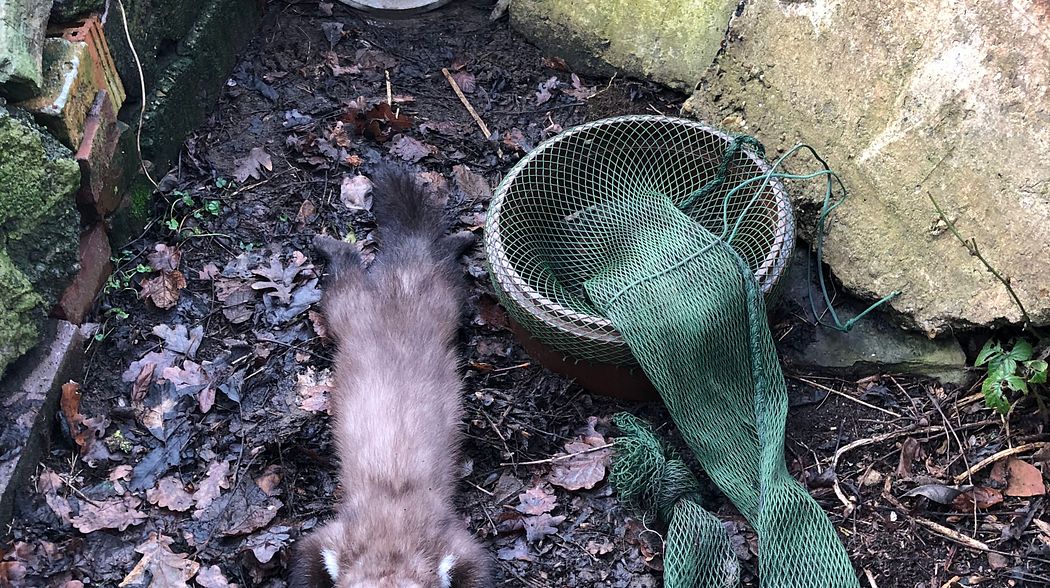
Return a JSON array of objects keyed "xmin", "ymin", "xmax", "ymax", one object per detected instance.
[{"xmin": 290, "ymin": 165, "xmax": 491, "ymax": 588}]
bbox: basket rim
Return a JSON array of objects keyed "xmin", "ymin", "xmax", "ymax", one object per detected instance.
[{"xmin": 484, "ymin": 114, "xmax": 796, "ymax": 347}]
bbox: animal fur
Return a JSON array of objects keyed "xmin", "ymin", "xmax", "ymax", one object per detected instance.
[{"xmin": 290, "ymin": 165, "xmax": 491, "ymax": 588}]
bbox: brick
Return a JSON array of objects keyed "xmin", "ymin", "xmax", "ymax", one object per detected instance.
[
  {"xmin": 75, "ymin": 90, "xmax": 127, "ymax": 219},
  {"xmin": 0, "ymin": 320, "xmax": 84, "ymax": 528},
  {"xmin": 49, "ymin": 15, "xmax": 126, "ymax": 113},
  {"xmin": 53, "ymin": 224, "xmax": 112, "ymax": 325},
  {"xmin": 15, "ymin": 37, "xmax": 98, "ymax": 148}
]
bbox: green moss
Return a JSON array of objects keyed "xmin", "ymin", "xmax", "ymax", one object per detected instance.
[
  {"xmin": 0, "ymin": 107, "xmax": 80, "ymax": 238},
  {"xmin": 0, "ymin": 251, "xmax": 43, "ymax": 376}
]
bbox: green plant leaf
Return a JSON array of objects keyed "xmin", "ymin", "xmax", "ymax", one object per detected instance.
[
  {"xmin": 1007, "ymin": 339, "xmax": 1034, "ymax": 362},
  {"xmin": 975, "ymin": 340, "xmax": 1002, "ymax": 367},
  {"xmin": 981, "ymin": 378, "xmax": 1010, "ymax": 414},
  {"xmin": 1004, "ymin": 375, "xmax": 1029, "ymax": 394},
  {"xmin": 205, "ymin": 200, "xmax": 221, "ymax": 215},
  {"xmin": 181, "ymin": 194, "xmax": 194, "ymax": 207},
  {"xmin": 215, "ymin": 177, "xmax": 229, "ymax": 189},
  {"xmin": 1025, "ymin": 359, "xmax": 1048, "ymax": 384},
  {"xmin": 165, "ymin": 218, "xmax": 180, "ymax": 230}
]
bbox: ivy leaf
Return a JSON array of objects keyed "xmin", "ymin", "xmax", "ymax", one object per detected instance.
[
  {"xmin": 975, "ymin": 340, "xmax": 1001, "ymax": 367},
  {"xmin": 1026, "ymin": 359, "xmax": 1048, "ymax": 384},
  {"xmin": 1007, "ymin": 340, "xmax": 1034, "ymax": 362},
  {"xmin": 982, "ymin": 378, "xmax": 1010, "ymax": 414}
]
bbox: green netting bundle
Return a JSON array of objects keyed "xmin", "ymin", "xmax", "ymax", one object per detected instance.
[{"xmin": 484, "ymin": 116, "xmax": 860, "ymax": 587}]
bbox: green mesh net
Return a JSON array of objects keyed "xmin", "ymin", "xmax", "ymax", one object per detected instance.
[
  {"xmin": 484, "ymin": 116, "xmax": 859, "ymax": 587},
  {"xmin": 485, "ymin": 116, "xmax": 795, "ymax": 366}
]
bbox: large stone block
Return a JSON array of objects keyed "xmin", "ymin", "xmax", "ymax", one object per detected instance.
[
  {"xmin": 0, "ymin": 106, "xmax": 81, "ymax": 375},
  {"xmin": 0, "ymin": 0, "xmax": 55, "ymax": 100},
  {"xmin": 683, "ymin": 0, "xmax": 1050, "ymax": 334},
  {"xmin": 509, "ymin": 0, "xmax": 736, "ymax": 90},
  {"xmin": 100, "ymin": 0, "xmax": 263, "ymax": 178},
  {"xmin": 0, "ymin": 252, "xmax": 43, "ymax": 378}
]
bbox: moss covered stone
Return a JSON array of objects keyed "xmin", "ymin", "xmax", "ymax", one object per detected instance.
[
  {"xmin": 0, "ymin": 251, "xmax": 43, "ymax": 376},
  {"xmin": 510, "ymin": 0, "xmax": 736, "ymax": 90},
  {"xmin": 0, "ymin": 106, "xmax": 80, "ymax": 375}
]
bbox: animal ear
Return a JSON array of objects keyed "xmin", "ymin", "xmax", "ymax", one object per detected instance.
[
  {"xmin": 288, "ymin": 529, "xmax": 339, "ymax": 588},
  {"xmin": 313, "ymin": 234, "xmax": 365, "ymax": 280},
  {"xmin": 437, "ymin": 230, "xmax": 476, "ymax": 258}
]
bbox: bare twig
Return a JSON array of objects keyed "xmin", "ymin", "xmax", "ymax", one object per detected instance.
[
  {"xmin": 832, "ymin": 420, "xmax": 998, "ymax": 471},
  {"xmin": 501, "ymin": 442, "xmax": 615, "ymax": 467},
  {"xmin": 440, "ymin": 66, "xmax": 501, "ymax": 156},
  {"xmin": 952, "ymin": 442, "xmax": 1050, "ymax": 483},
  {"xmin": 914, "ymin": 517, "xmax": 990, "ymax": 551},
  {"xmin": 794, "ymin": 377, "xmax": 902, "ymax": 418},
  {"xmin": 928, "ymin": 192, "xmax": 1037, "ymax": 337}
]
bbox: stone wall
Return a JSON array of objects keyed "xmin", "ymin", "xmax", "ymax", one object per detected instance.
[
  {"xmin": 0, "ymin": 0, "xmax": 263, "ymax": 375},
  {"xmin": 511, "ymin": 0, "xmax": 1050, "ymax": 336}
]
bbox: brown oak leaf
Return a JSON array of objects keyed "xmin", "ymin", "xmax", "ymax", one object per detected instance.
[
  {"xmin": 515, "ymin": 486, "xmax": 557, "ymax": 516},
  {"xmin": 193, "ymin": 460, "xmax": 232, "ymax": 516},
  {"xmin": 70, "ymin": 496, "xmax": 147, "ymax": 534},
  {"xmin": 548, "ymin": 417, "xmax": 612, "ymax": 491},
  {"xmin": 522, "ymin": 512, "xmax": 565, "ymax": 543},
  {"xmin": 139, "ymin": 270, "xmax": 187, "ymax": 309},
  {"xmin": 119, "ymin": 533, "xmax": 200, "ymax": 588},
  {"xmin": 233, "ymin": 147, "xmax": 273, "ymax": 183},
  {"xmin": 147, "ymin": 476, "xmax": 195, "ymax": 512}
]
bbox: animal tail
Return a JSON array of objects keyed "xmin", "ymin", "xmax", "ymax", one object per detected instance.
[{"xmin": 371, "ymin": 163, "xmax": 474, "ymax": 263}]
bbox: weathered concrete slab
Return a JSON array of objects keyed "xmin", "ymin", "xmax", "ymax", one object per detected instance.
[
  {"xmin": 509, "ymin": 0, "xmax": 736, "ymax": 90},
  {"xmin": 0, "ymin": 320, "xmax": 84, "ymax": 528},
  {"xmin": 777, "ymin": 253, "xmax": 969, "ymax": 386},
  {"xmin": 0, "ymin": 0, "xmax": 55, "ymax": 99},
  {"xmin": 684, "ymin": 0, "xmax": 1050, "ymax": 335}
]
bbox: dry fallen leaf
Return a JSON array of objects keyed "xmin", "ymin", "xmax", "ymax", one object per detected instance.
[
  {"xmin": 215, "ymin": 278, "xmax": 254, "ymax": 324},
  {"xmin": 995, "ymin": 458, "xmax": 1047, "ymax": 497},
  {"xmin": 522, "ymin": 512, "xmax": 565, "ymax": 543},
  {"xmin": 36, "ymin": 469, "xmax": 72, "ymax": 523},
  {"xmin": 389, "ymin": 135, "xmax": 433, "ymax": 163},
  {"xmin": 195, "ymin": 564, "xmax": 237, "ymax": 588},
  {"xmin": 496, "ymin": 538, "xmax": 534, "ymax": 562},
  {"xmin": 193, "ymin": 460, "xmax": 232, "ymax": 516},
  {"xmin": 148, "ymin": 243, "xmax": 183, "ymax": 272},
  {"xmin": 340, "ymin": 174, "xmax": 373, "ymax": 210},
  {"xmin": 548, "ymin": 417, "xmax": 612, "ymax": 491},
  {"xmin": 147, "ymin": 476, "xmax": 195, "ymax": 512},
  {"xmin": 139, "ymin": 270, "xmax": 187, "ymax": 309},
  {"xmin": 516, "ymin": 486, "xmax": 557, "ymax": 516},
  {"xmin": 297, "ymin": 367, "xmax": 334, "ymax": 414},
  {"xmin": 119, "ymin": 533, "xmax": 200, "ymax": 588},
  {"xmin": 233, "ymin": 147, "xmax": 273, "ymax": 183},
  {"xmin": 896, "ymin": 437, "xmax": 923, "ymax": 479},
  {"xmin": 70, "ymin": 496, "xmax": 147, "ymax": 534},
  {"xmin": 453, "ymin": 165, "xmax": 491, "ymax": 203},
  {"xmin": 199, "ymin": 263, "xmax": 220, "ymax": 281},
  {"xmin": 952, "ymin": 486, "xmax": 1004, "ymax": 510},
  {"xmin": 255, "ymin": 465, "xmax": 282, "ymax": 496}
]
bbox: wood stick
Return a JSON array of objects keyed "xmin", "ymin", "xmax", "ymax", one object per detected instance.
[
  {"xmin": 794, "ymin": 377, "xmax": 903, "ymax": 418},
  {"xmin": 442, "ymin": 67, "xmax": 494, "ymax": 140},
  {"xmin": 914, "ymin": 517, "xmax": 991, "ymax": 551},
  {"xmin": 501, "ymin": 443, "xmax": 615, "ymax": 467},
  {"xmin": 952, "ymin": 442, "xmax": 1049, "ymax": 483},
  {"xmin": 385, "ymin": 69, "xmax": 392, "ymax": 106}
]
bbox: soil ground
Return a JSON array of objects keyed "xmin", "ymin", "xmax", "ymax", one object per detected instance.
[{"xmin": 2, "ymin": 2, "xmax": 1048, "ymax": 587}]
